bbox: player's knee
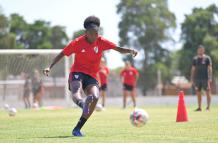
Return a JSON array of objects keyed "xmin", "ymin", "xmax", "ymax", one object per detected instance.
[
  {"xmin": 93, "ymin": 93, "xmax": 99, "ymax": 101},
  {"xmin": 72, "ymin": 96, "xmax": 78, "ymax": 103},
  {"xmin": 86, "ymin": 94, "xmax": 99, "ymax": 103}
]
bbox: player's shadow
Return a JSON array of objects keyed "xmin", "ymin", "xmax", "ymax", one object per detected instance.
[{"xmin": 39, "ymin": 136, "xmax": 73, "ymax": 139}]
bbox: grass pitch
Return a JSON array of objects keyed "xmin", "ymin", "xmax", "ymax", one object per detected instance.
[{"xmin": 0, "ymin": 105, "xmax": 218, "ymax": 143}]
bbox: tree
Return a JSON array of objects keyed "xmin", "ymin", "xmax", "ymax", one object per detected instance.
[
  {"xmin": 50, "ymin": 26, "xmax": 68, "ymax": 49},
  {"xmin": 0, "ymin": 11, "xmax": 16, "ymax": 49},
  {"xmin": 117, "ymin": 0, "xmax": 176, "ymax": 94},
  {"xmin": 24, "ymin": 20, "xmax": 52, "ymax": 49},
  {"xmin": 9, "ymin": 13, "xmax": 28, "ymax": 49},
  {"xmin": 179, "ymin": 4, "xmax": 218, "ymax": 78}
]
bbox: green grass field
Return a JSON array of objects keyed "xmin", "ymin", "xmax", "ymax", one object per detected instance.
[{"xmin": 0, "ymin": 105, "xmax": 218, "ymax": 143}]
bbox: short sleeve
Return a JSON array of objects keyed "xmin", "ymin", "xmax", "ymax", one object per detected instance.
[
  {"xmin": 134, "ymin": 68, "xmax": 139, "ymax": 76},
  {"xmin": 192, "ymin": 57, "xmax": 197, "ymax": 66},
  {"xmin": 62, "ymin": 39, "xmax": 80, "ymax": 56},
  {"xmin": 99, "ymin": 37, "xmax": 117, "ymax": 51},
  {"xmin": 207, "ymin": 56, "xmax": 212, "ymax": 66}
]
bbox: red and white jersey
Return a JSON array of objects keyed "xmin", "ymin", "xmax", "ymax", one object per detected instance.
[
  {"xmin": 62, "ymin": 35, "xmax": 116, "ymax": 79},
  {"xmin": 120, "ymin": 67, "xmax": 139, "ymax": 86}
]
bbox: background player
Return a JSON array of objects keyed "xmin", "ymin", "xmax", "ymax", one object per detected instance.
[
  {"xmin": 32, "ymin": 69, "xmax": 44, "ymax": 108},
  {"xmin": 43, "ymin": 16, "xmax": 137, "ymax": 137},
  {"xmin": 120, "ymin": 61, "xmax": 139, "ymax": 108},
  {"xmin": 191, "ymin": 45, "xmax": 213, "ymax": 111},
  {"xmin": 98, "ymin": 58, "xmax": 110, "ymax": 108}
]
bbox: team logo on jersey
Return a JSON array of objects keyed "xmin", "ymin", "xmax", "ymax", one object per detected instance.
[
  {"xmin": 94, "ymin": 46, "xmax": 99, "ymax": 53},
  {"xmin": 74, "ymin": 75, "xmax": 79, "ymax": 79},
  {"xmin": 81, "ymin": 49, "xmax": 86, "ymax": 53},
  {"xmin": 129, "ymin": 71, "xmax": 133, "ymax": 75}
]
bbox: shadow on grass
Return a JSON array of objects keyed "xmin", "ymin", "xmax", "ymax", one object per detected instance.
[
  {"xmin": 18, "ymin": 135, "xmax": 75, "ymax": 140},
  {"xmin": 39, "ymin": 136, "xmax": 74, "ymax": 138}
]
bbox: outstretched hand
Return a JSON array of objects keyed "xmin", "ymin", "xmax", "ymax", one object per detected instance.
[
  {"xmin": 43, "ymin": 67, "xmax": 50, "ymax": 76},
  {"xmin": 130, "ymin": 49, "xmax": 138, "ymax": 57}
]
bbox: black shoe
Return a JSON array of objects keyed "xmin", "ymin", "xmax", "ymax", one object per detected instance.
[
  {"xmin": 194, "ymin": 108, "xmax": 202, "ymax": 112},
  {"xmin": 206, "ymin": 107, "xmax": 210, "ymax": 112}
]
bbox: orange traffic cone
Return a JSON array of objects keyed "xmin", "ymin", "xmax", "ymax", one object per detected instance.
[{"xmin": 176, "ymin": 90, "xmax": 188, "ymax": 122}]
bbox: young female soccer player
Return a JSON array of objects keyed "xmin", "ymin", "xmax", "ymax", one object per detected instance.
[
  {"xmin": 43, "ymin": 16, "xmax": 137, "ymax": 137},
  {"xmin": 120, "ymin": 61, "xmax": 139, "ymax": 108}
]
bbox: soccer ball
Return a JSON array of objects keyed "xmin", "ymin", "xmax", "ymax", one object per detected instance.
[
  {"xmin": 130, "ymin": 108, "xmax": 149, "ymax": 127},
  {"xmin": 8, "ymin": 107, "xmax": 17, "ymax": 116},
  {"xmin": 95, "ymin": 104, "xmax": 103, "ymax": 111}
]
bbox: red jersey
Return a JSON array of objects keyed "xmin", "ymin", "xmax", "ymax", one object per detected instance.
[
  {"xmin": 62, "ymin": 35, "xmax": 116, "ymax": 79},
  {"xmin": 98, "ymin": 66, "xmax": 109, "ymax": 85},
  {"xmin": 120, "ymin": 67, "xmax": 139, "ymax": 86}
]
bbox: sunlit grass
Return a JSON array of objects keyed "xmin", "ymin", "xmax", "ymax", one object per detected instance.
[{"xmin": 0, "ymin": 105, "xmax": 217, "ymax": 143}]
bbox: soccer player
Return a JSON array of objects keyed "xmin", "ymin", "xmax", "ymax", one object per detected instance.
[
  {"xmin": 190, "ymin": 45, "xmax": 213, "ymax": 111},
  {"xmin": 120, "ymin": 61, "xmax": 139, "ymax": 109},
  {"xmin": 43, "ymin": 16, "xmax": 137, "ymax": 137},
  {"xmin": 32, "ymin": 69, "xmax": 44, "ymax": 107},
  {"xmin": 98, "ymin": 58, "xmax": 109, "ymax": 108}
]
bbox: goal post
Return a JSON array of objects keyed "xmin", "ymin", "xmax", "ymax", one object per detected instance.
[{"xmin": 0, "ymin": 49, "xmax": 73, "ymax": 107}]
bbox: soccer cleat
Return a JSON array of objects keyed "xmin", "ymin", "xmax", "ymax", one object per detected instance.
[
  {"xmin": 194, "ymin": 108, "xmax": 202, "ymax": 112},
  {"xmin": 72, "ymin": 129, "xmax": 84, "ymax": 137},
  {"xmin": 206, "ymin": 107, "xmax": 210, "ymax": 112}
]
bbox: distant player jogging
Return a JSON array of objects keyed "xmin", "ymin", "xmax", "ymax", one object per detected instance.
[
  {"xmin": 120, "ymin": 61, "xmax": 139, "ymax": 108},
  {"xmin": 43, "ymin": 16, "xmax": 137, "ymax": 137},
  {"xmin": 191, "ymin": 45, "xmax": 213, "ymax": 111}
]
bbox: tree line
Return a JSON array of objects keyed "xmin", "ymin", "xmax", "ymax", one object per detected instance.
[{"xmin": 0, "ymin": 1, "xmax": 218, "ymax": 94}]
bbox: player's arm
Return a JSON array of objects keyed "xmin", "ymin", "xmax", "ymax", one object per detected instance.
[
  {"xmin": 208, "ymin": 65, "xmax": 212, "ymax": 81},
  {"xmin": 207, "ymin": 56, "xmax": 213, "ymax": 82},
  {"xmin": 43, "ymin": 51, "xmax": 65, "ymax": 76},
  {"xmin": 114, "ymin": 47, "xmax": 137, "ymax": 57}
]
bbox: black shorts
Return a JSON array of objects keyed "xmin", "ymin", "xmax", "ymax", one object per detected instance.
[
  {"xmin": 68, "ymin": 72, "xmax": 99, "ymax": 91},
  {"xmin": 100, "ymin": 84, "xmax": 107, "ymax": 91},
  {"xmin": 194, "ymin": 79, "xmax": 208, "ymax": 91},
  {"xmin": 123, "ymin": 84, "xmax": 134, "ymax": 91}
]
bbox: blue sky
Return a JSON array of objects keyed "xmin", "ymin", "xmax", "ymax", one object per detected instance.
[{"xmin": 0, "ymin": 0, "xmax": 217, "ymax": 69}]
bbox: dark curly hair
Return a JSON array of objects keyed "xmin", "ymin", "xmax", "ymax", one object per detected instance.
[{"xmin": 83, "ymin": 16, "xmax": 100, "ymax": 29}]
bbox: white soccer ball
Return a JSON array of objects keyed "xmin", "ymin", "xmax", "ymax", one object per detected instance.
[
  {"xmin": 130, "ymin": 108, "xmax": 149, "ymax": 127},
  {"xmin": 8, "ymin": 107, "xmax": 17, "ymax": 116},
  {"xmin": 95, "ymin": 104, "xmax": 103, "ymax": 112}
]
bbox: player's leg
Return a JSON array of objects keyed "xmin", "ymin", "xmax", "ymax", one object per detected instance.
[
  {"xmin": 100, "ymin": 84, "xmax": 107, "ymax": 107},
  {"xmin": 123, "ymin": 89, "xmax": 128, "ymax": 109},
  {"xmin": 24, "ymin": 92, "xmax": 31, "ymax": 108},
  {"xmin": 72, "ymin": 75, "xmax": 99, "ymax": 137},
  {"xmin": 70, "ymin": 81, "xmax": 84, "ymax": 108},
  {"xmin": 23, "ymin": 95, "xmax": 28, "ymax": 108},
  {"xmin": 101, "ymin": 90, "xmax": 106, "ymax": 107},
  {"xmin": 194, "ymin": 81, "xmax": 202, "ymax": 111},
  {"xmin": 27, "ymin": 95, "xmax": 31, "ymax": 108},
  {"xmin": 69, "ymin": 73, "xmax": 84, "ymax": 109},
  {"xmin": 130, "ymin": 87, "xmax": 136, "ymax": 108},
  {"xmin": 83, "ymin": 85, "xmax": 99, "ymax": 118},
  {"xmin": 204, "ymin": 80, "xmax": 211, "ymax": 111}
]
